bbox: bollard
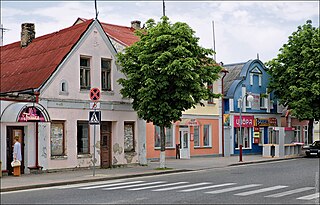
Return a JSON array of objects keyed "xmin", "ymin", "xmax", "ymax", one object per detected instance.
[
  {"xmin": 13, "ymin": 166, "xmax": 21, "ymax": 177},
  {"xmin": 271, "ymin": 145, "xmax": 275, "ymax": 158}
]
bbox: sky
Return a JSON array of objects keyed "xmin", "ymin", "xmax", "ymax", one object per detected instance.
[{"xmin": 1, "ymin": 1, "xmax": 319, "ymax": 64}]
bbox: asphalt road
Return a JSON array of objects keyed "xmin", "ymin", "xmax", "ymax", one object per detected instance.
[{"xmin": 1, "ymin": 157, "xmax": 319, "ymax": 204}]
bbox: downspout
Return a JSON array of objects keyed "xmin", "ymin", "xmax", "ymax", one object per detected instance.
[{"xmin": 221, "ymin": 69, "xmax": 228, "ymax": 157}]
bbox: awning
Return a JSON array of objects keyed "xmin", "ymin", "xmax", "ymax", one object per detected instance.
[
  {"xmin": 177, "ymin": 118, "xmax": 200, "ymax": 126},
  {"xmin": 0, "ymin": 102, "xmax": 51, "ymax": 122}
]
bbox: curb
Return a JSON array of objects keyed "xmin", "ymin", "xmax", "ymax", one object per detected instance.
[
  {"xmin": 0, "ymin": 169, "xmax": 192, "ymax": 193},
  {"xmin": 228, "ymin": 156, "xmax": 303, "ymax": 166}
]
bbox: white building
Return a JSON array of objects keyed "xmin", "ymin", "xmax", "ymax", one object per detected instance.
[{"xmin": 0, "ymin": 18, "xmax": 146, "ymax": 175}]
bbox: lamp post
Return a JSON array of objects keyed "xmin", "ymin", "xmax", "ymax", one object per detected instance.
[{"xmin": 239, "ymin": 92, "xmax": 254, "ymax": 162}]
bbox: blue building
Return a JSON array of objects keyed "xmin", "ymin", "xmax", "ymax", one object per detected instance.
[{"xmin": 222, "ymin": 59, "xmax": 282, "ymax": 156}]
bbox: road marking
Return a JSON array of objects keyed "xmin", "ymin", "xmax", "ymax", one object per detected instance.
[
  {"xmin": 103, "ymin": 181, "xmax": 166, "ymax": 190},
  {"xmin": 205, "ymin": 184, "xmax": 262, "ymax": 194},
  {"xmin": 129, "ymin": 182, "xmax": 189, "ymax": 191},
  {"xmin": 57, "ymin": 179, "xmax": 128, "ymax": 189},
  {"xmin": 265, "ymin": 187, "xmax": 315, "ymax": 198},
  {"xmin": 179, "ymin": 183, "xmax": 237, "ymax": 192},
  {"xmin": 297, "ymin": 192, "xmax": 320, "ymax": 200},
  {"xmin": 235, "ymin": 185, "xmax": 288, "ymax": 196},
  {"xmin": 79, "ymin": 181, "xmax": 145, "ymax": 190},
  {"xmin": 152, "ymin": 182, "xmax": 212, "ymax": 192}
]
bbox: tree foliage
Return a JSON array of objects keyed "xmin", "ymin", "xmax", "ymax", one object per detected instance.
[
  {"xmin": 117, "ymin": 16, "xmax": 222, "ymax": 128},
  {"xmin": 266, "ymin": 20, "xmax": 320, "ymax": 121}
]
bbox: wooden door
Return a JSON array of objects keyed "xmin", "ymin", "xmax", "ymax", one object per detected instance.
[
  {"xmin": 100, "ymin": 122, "xmax": 112, "ymax": 168},
  {"xmin": 6, "ymin": 126, "xmax": 25, "ymax": 175}
]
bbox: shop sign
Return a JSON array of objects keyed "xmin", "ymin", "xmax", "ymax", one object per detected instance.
[
  {"xmin": 18, "ymin": 106, "xmax": 46, "ymax": 122},
  {"xmin": 234, "ymin": 116, "xmax": 254, "ymax": 128},
  {"xmin": 255, "ymin": 118, "xmax": 269, "ymax": 127},
  {"xmin": 269, "ymin": 118, "xmax": 277, "ymax": 126},
  {"xmin": 224, "ymin": 114, "xmax": 230, "ymax": 126}
]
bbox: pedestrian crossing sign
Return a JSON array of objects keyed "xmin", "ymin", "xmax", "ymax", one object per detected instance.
[{"xmin": 89, "ymin": 111, "xmax": 101, "ymax": 125}]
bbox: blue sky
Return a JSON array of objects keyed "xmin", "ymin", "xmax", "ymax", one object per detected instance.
[{"xmin": 1, "ymin": 1, "xmax": 319, "ymax": 64}]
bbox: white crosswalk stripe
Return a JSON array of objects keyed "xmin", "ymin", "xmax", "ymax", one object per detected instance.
[
  {"xmin": 235, "ymin": 185, "xmax": 288, "ymax": 196},
  {"xmin": 57, "ymin": 179, "xmax": 128, "ymax": 189},
  {"xmin": 205, "ymin": 184, "xmax": 262, "ymax": 194},
  {"xmin": 265, "ymin": 187, "xmax": 315, "ymax": 198},
  {"xmin": 103, "ymin": 181, "xmax": 166, "ymax": 190},
  {"xmin": 297, "ymin": 192, "xmax": 320, "ymax": 200},
  {"xmin": 152, "ymin": 182, "xmax": 212, "ymax": 192},
  {"xmin": 129, "ymin": 182, "xmax": 189, "ymax": 191},
  {"xmin": 79, "ymin": 181, "xmax": 145, "ymax": 190},
  {"xmin": 179, "ymin": 183, "xmax": 237, "ymax": 192}
]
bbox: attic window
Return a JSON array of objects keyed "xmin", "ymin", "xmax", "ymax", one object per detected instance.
[{"xmin": 59, "ymin": 80, "xmax": 69, "ymax": 95}]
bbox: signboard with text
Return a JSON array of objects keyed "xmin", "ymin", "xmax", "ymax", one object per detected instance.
[{"xmin": 234, "ymin": 115, "xmax": 254, "ymax": 128}]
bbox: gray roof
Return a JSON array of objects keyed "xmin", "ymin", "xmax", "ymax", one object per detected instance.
[{"xmin": 222, "ymin": 62, "xmax": 246, "ymax": 95}]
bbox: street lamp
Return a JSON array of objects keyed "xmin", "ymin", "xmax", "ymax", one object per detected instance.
[{"xmin": 239, "ymin": 92, "xmax": 254, "ymax": 162}]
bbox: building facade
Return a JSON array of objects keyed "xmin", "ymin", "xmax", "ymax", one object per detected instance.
[
  {"xmin": 222, "ymin": 59, "xmax": 282, "ymax": 156},
  {"xmin": 0, "ymin": 19, "xmax": 146, "ymax": 175}
]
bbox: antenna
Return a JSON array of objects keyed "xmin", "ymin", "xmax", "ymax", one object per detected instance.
[
  {"xmin": 94, "ymin": 0, "xmax": 99, "ymax": 19},
  {"xmin": 0, "ymin": 24, "xmax": 9, "ymax": 46},
  {"xmin": 257, "ymin": 53, "xmax": 259, "ymax": 60},
  {"xmin": 212, "ymin": 20, "xmax": 216, "ymax": 62},
  {"xmin": 162, "ymin": 0, "xmax": 166, "ymax": 17}
]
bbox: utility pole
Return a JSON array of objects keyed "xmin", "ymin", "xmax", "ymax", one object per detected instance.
[
  {"xmin": 162, "ymin": 0, "xmax": 166, "ymax": 17},
  {"xmin": 212, "ymin": 20, "xmax": 216, "ymax": 62}
]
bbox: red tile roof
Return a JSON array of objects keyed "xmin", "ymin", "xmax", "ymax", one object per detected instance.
[
  {"xmin": 0, "ymin": 18, "xmax": 139, "ymax": 94},
  {"xmin": 0, "ymin": 20, "xmax": 94, "ymax": 93}
]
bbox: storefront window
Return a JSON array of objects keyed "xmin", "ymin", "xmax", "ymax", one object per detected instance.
[
  {"xmin": 154, "ymin": 125, "xmax": 174, "ymax": 148},
  {"xmin": 77, "ymin": 121, "xmax": 89, "ymax": 154},
  {"xmin": 50, "ymin": 121, "xmax": 65, "ymax": 156},
  {"xmin": 194, "ymin": 126, "xmax": 200, "ymax": 147},
  {"xmin": 293, "ymin": 126, "xmax": 301, "ymax": 142},
  {"xmin": 203, "ymin": 124, "xmax": 211, "ymax": 147},
  {"xmin": 235, "ymin": 127, "xmax": 252, "ymax": 148}
]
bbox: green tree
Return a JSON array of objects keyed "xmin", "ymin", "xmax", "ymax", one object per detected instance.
[
  {"xmin": 266, "ymin": 20, "xmax": 320, "ymax": 143},
  {"xmin": 117, "ymin": 16, "xmax": 222, "ymax": 168}
]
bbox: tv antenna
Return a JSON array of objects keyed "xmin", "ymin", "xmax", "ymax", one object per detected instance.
[
  {"xmin": 0, "ymin": 24, "xmax": 10, "ymax": 46},
  {"xmin": 94, "ymin": 0, "xmax": 99, "ymax": 19}
]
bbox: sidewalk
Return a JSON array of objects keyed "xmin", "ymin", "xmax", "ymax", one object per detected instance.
[{"xmin": 0, "ymin": 155, "xmax": 301, "ymax": 192}]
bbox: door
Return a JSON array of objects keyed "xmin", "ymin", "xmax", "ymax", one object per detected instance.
[
  {"xmin": 179, "ymin": 126, "xmax": 190, "ymax": 159},
  {"xmin": 100, "ymin": 122, "xmax": 112, "ymax": 168},
  {"xmin": 6, "ymin": 126, "xmax": 25, "ymax": 175}
]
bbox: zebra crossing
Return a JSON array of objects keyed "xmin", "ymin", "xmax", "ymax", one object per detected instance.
[{"xmin": 57, "ymin": 180, "xmax": 319, "ymax": 201}]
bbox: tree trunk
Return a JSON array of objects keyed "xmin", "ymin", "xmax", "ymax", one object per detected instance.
[
  {"xmin": 160, "ymin": 125, "xmax": 166, "ymax": 168},
  {"xmin": 308, "ymin": 119, "xmax": 314, "ymax": 144}
]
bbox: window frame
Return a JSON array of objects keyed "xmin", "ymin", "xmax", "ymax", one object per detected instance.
[
  {"xmin": 77, "ymin": 121, "xmax": 90, "ymax": 155},
  {"xmin": 154, "ymin": 125, "xmax": 174, "ymax": 149},
  {"xmin": 193, "ymin": 125, "xmax": 200, "ymax": 148},
  {"xmin": 80, "ymin": 57, "xmax": 91, "ymax": 90},
  {"xmin": 124, "ymin": 122, "xmax": 135, "ymax": 152},
  {"xmin": 101, "ymin": 58, "xmax": 112, "ymax": 91},
  {"xmin": 235, "ymin": 127, "xmax": 252, "ymax": 149},
  {"xmin": 203, "ymin": 124, "xmax": 212, "ymax": 147},
  {"xmin": 50, "ymin": 121, "xmax": 65, "ymax": 157}
]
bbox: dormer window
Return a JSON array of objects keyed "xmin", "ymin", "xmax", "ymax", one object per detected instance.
[{"xmin": 250, "ymin": 67, "xmax": 262, "ymax": 86}]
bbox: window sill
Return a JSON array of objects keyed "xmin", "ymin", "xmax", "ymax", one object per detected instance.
[
  {"xmin": 194, "ymin": 146, "xmax": 212, "ymax": 149},
  {"xmin": 102, "ymin": 90, "xmax": 115, "ymax": 96},
  {"xmin": 260, "ymin": 107, "xmax": 267, "ymax": 110},
  {"xmin": 59, "ymin": 91, "xmax": 69, "ymax": 96},
  {"xmin": 77, "ymin": 154, "xmax": 92, "ymax": 158},
  {"xmin": 154, "ymin": 147, "xmax": 175, "ymax": 150},
  {"xmin": 51, "ymin": 155, "xmax": 68, "ymax": 160},
  {"xmin": 235, "ymin": 148, "xmax": 252, "ymax": 150}
]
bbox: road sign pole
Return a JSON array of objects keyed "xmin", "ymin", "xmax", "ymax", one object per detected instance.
[{"xmin": 93, "ymin": 122, "xmax": 96, "ymax": 177}]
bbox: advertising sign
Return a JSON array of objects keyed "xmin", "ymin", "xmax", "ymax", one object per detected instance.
[
  {"xmin": 18, "ymin": 106, "xmax": 46, "ymax": 122},
  {"xmin": 234, "ymin": 116, "xmax": 254, "ymax": 128}
]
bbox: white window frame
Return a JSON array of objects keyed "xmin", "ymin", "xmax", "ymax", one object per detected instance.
[
  {"xmin": 293, "ymin": 125, "xmax": 301, "ymax": 142},
  {"xmin": 154, "ymin": 125, "xmax": 175, "ymax": 149},
  {"xmin": 203, "ymin": 124, "xmax": 212, "ymax": 147},
  {"xmin": 193, "ymin": 125, "xmax": 200, "ymax": 148},
  {"xmin": 235, "ymin": 127, "xmax": 252, "ymax": 149}
]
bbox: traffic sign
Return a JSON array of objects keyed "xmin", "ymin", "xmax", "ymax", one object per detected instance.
[
  {"xmin": 90, "ymin": 88, "xmax": 100, "ymax": 101},
  {"xmin": 89, "ymin": 111, "xmax": 101, "ymax": 124}
]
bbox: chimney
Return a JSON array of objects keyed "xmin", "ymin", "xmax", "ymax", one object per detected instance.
[
  {"xmin": 21, "ymin": 23, "xmax": 35, "ymax": 47},
  {"xmin": 131, "ymin": 20, "xmax": 141, "ymax": 30}
]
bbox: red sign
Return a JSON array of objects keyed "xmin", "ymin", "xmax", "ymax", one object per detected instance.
[
  {"xmin": 234, "ymin": 116, "xmax": 254, "ymax": 128},
  {"xmin": 90, "ymin": 88, "xmax": 100, "ymax": 101},
  {"xmin": 18, "ymin": 107, "xmax": 45, "ymax": 122}
]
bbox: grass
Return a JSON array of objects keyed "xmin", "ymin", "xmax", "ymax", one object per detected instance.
[{"xmin": 154, "ymin": 167, "xmax": 173, "ymax": 170}]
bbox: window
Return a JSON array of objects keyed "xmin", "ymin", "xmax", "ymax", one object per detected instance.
[
  {"xmin": 203, "ymin": 124, "xmax": 212, "ymax": 147},
  {"xmin": 77, "ymin": 121, "xmax": 90, "ymax": 154},
  {"xmin": 50, "ymin": 121, "xmax": 65, "ymax": 156},
  {"xmin": 293, "ymin": 126, "xmax": 301, "ymax": 142},
  {"xmin": 207, "ymin": 83, "xmax": 214, "ymax": 104},
  {"xmin": 235, "ymin": 127, "xmax": 252, "ymax": 149},
  {"xmin": 101, "ymin": 59, "xmax": 111, "ymax": 91},
  {"xmin": 80, "ymin": 57, "xmax": 90, "ymax": 89},
  {"xmin": 194, "ymin": 126, "xmax": 200, "ymax": 147},
  {"xmin": 259, "ymin": 127, "xmax": 264, "ymax": 145},
  {"xmin": 59, "ymin": 80, "xmax": 69, "ymax": 95},
  {"xmin": 154, "ymin": 125, "xmax": 174, "ymax": 148},
  {"xmin": 260, "ymin": 96, "xmax": 267, "ymax": 109},
  {"xmin": 124, "ymin": 122, "xmax": 134, "ymax": 152}
]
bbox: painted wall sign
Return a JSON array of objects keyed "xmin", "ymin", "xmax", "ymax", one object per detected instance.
[
  {"xmin": 18, "ymin": 107, "xmax": 46, "ymax": 122},
  {"xmin": 251, "ymin": 93, "xmax": 260, "ymax": 110},
  {"xmin": 234, "ymin": 116, "xmax": 254, "ymax": 128}
]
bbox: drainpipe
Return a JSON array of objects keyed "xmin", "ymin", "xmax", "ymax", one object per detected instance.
[
  {"xmin": 221, "ymin": 68, "xmax": 228, "ymax": 157},
  {"xmin": 34, "ymin": 91, "xmax": 40, "ymax": 169}
]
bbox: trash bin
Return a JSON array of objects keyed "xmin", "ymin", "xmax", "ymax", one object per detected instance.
[{"xmin": 13, "ymin": 166, "xmax": 21, "ymax": 176}]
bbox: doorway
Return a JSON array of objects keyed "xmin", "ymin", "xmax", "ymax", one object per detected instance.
[
  {"xmin": 179, "ymin": 126, "xmax": 190, "ymax": 159},
  {"xmin": 6, "ymin": 126, "xmax": 25, "ymax": 175},
  {"xmin": 100, "ymin": 122, "xmax": 112, "ymax": 168}
]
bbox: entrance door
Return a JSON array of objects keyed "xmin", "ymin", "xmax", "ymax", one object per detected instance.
[
  {"xmin": 100, "ymin": 122, "xmax": 112, "ymax": 168},
  {"xmin": 179, "ymin": 127, "xmax": 190, "ymax": 159},
  {"xmin": 6, "ymin": 126, "xmax": 24, "ymax": 175}
]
